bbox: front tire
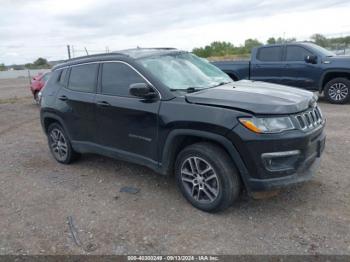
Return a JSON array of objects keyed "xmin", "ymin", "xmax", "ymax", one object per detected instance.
[
  {"xmin": 175, "ymin": 142, "xmax": 241, "ymax": 213},
  {"xmin": 324, "ymin": 78, "xmax": 350, "ymax": 104},
  {"xmin": 47, "ymin": 123, "xmax": 80, "ymax": 164}
]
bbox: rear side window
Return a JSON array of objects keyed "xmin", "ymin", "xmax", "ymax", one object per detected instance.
[
  {"xmin": 59, "ymin": 68, "xmax": 68, "ymax": 86},
  {"xmin": 42, "ymin": 70, "xmax": 60, "ymax": 95},
  {"xmin": 286, "ymin": 46, "xmax": 313, "ymax": 61},
  {"xmin": 101, "ymin": 62, "xmax": 146, "ymax": 97},
  {"xmin": 257, "ymin": 47, "xmax": 283, "ymax": 62},
  {"xmin": 68, "ymin": 64, "xmax": 99, "ymax": 93}
]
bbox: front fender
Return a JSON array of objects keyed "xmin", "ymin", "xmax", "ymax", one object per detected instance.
[
  {"xmin": 159, "ymin": 129, "xmax": 250, "ymax": 189},
  {"xmin": 319, "ymin": 69, "xmax": 350, "ymax": 92}
]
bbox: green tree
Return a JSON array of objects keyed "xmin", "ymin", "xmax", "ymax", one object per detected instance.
[
  {"xmin": 192, "ymin": 46, "xmax": 211, "ymax": 57},
  {"xmin": 25, "ymin": 63, "xmax": 34, "ymax": 69},
  {"xmin": 25, "ymin": 57, "xmax": 51, "ymax": 69},
  {"xmin": 244, "ymin": 38, "xmax": 263, "ymax": 52},
  {"xmin": 33, "ymin": 57, "xmax": 49, "ymax": 67},
  {"xmin": 193, "ymin": 40, "xmax": 257, "ymax": 58},
  {"xmin": 192, "ymin": 33, "xmax": 350, "ymax": 59},
  {"xmin": 210, "ymin": 41, "xmax": 235, "ymax": 56},
  {"xmin": 0, "ymin": 63, "xmax": 6, "ymax": 71},
  {"xmin": 319, "ymin": 35, "xmax": 350, "ymax": 50},
  {"xmin": 311, "ymin": 34, "xmax": 328, "ymax": 47},
  {"xmin": 275, "ymin": 37, "xmax": 296, "ymax": 44},
  {"xmin": 267, "ymin": 37, "xmax": 276, "ymax": 44},
  {"xmin": 193, "ymin": 41, "xmax": 237, "ymax": 57}
]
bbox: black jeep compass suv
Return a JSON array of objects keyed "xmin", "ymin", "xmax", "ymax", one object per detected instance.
[{"xmin": 40, "ymin": 48, "xmax": 326, "ymax": 212}]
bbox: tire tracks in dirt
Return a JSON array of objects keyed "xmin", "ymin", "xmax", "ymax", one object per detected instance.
[{"xmin": 0, "ymin": 117, "xmax": 38, "ymax": 136}]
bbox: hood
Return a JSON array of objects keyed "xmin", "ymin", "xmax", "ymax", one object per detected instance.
[
  {"xmin": 328, "ymin": 55, "xmax": 350, "ymax": 60},
  {"xmin": 185, "ymin": 80, "xmax": 317, "ymax": 115},
  {"xmin": 325, "ymin": 56, "xmax": 350, "ymax": 65}
]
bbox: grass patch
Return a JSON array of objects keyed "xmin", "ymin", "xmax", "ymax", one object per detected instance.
[{"xmin": 0, "ymin": 96, "xmax": 32, "ymax": 104}]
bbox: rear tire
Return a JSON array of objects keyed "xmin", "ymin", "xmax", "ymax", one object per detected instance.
[
  {"xmin": 47, "ymin": 123, "xmax": 80, "ymax": 164},
  {"xmin": 175, "ymin": 142, "xmax": 241, "ymax": 213},
  {"xmin": 324, "ymin": 78, "xmax": 350, "ymax": 104}
]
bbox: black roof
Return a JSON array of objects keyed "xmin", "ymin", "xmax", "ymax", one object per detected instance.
[{"xmin": 53, "ymin": 48, "xmax": 182, "ymax": 70}]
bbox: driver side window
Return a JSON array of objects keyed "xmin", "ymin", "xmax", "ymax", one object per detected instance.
[
  {"xmin": 286, "ymin": 46, "xmax": 313, "ymax": 61},
  {"xmin": 101, "ymin": 62, "xmax": 146, "ymax": 97}
]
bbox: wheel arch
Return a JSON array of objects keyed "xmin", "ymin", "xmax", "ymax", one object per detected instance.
[
  {"xmin": 319, "ymin": 70, "xmax": 350, "ymax": 92},
  {"xmin": 41, "ymin": 112, "xmax": 72, "ymax": 140},
  {"xmin": 159, "ymin": 129, "xmax": 250, "ymax": 188},
  {"xmin": 223, "ymin": 70, "xmax": 240, "ymax": 81}
]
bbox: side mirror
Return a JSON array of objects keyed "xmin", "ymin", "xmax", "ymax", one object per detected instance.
[
  {"xmin": 305, "ymin": 55, "xmax": 317, "ymax": 64},
  {"xmin": 129, "ymin": 83, "xmax": 157, "ymax": 99}
]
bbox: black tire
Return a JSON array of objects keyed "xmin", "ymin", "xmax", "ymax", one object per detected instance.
[
  {"xmin": 324, "ymin": 78, "xmax": 350, "ymax": 104},
  {"xmin": 47, "ymin": 123, "xmax": 80, "ymax": 164},
  {"xmin": 175, "ymin": 142, "xmax": 241, "ymax": 213}
]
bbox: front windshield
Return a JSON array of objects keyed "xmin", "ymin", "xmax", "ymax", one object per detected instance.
[
  {"xmin": 138, "ymin": 52, "xmax": 232, "ymax": 91},
  {"xmin": 307, "ymin": 43, "xmax": 336, "ymax": 57}
]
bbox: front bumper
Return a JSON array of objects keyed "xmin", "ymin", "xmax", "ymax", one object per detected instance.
[
  {"xmin": 248, "ymin": 155, "xmax": 321, "ymax": 191},
  {"xmin": 227, "ymin": 122, "xmax": 326, "ymax": 192}
]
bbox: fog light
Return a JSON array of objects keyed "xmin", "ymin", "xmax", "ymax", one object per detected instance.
[{"xmin": 261, "ymin": 150, "xmax": 300, "ymax": 172}]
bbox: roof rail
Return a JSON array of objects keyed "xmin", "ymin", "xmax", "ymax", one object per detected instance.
[
  {"xmin": 65, "ymin": 52, "xmax": 127, "ymax": 62},
  {"xmin": 136, "ymin": 47, "xmax": 177, "ymax": 50}
]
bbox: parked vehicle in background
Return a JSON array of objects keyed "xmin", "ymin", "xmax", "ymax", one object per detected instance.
[
  {"xmin": 30, "ymin": 72, "xmax": 50, "ymax": 103},
  {"xmin": 212, "ymin": 42, "xmax": 350, "ymax": 104},
  {"xmin": 40, "ymin": 48, "xmax": 326, "ymax": 212}
]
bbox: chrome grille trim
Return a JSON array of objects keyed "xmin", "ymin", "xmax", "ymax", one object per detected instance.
[{"xmin": 295, "ymin": 106, "xmax": 324, "ymax": 131}]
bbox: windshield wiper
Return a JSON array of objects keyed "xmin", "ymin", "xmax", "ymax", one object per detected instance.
[
  {"xmin": 170, "ymin": 87, "xmax": 204, "ymax": 93},
  {"xmin": 170, "ymin": 83, "xmax": 231, "ymax": 93},
  {"xmin": 210, "ymin": 81, "xmax": 231, "ymax": 88}
]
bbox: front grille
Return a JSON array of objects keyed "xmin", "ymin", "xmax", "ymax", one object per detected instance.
[{"xmin": 295, "ymin": 106, "xmax": 324, "ymax": 130}]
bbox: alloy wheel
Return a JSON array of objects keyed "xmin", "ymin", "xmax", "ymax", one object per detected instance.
[
  {"xmin": 180, "ymin": 156, "xmax": 220, "ymax": 203},
  {"xmin": 49, "ymin": 128, "xmax": 68, "ymax": 161},
  {"xmin": 328, "ymin": 83, "xmax": 349, "ymax": 101}
]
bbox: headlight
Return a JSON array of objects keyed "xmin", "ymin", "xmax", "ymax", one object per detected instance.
[{"xmin": 239, "ymin": 116, "xmax": 295, "ymax": 134}]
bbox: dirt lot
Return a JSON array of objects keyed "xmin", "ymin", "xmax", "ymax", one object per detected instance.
[{"xmin": 0, "ymin": 78, "xmax": 349, "ymax": 255}]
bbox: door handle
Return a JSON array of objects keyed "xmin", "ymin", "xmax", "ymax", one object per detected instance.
[
  {"xmin": 58, "ymin": 95, "xmax": 68, "ymax": 101},
  {"xmin": 96, "ymin": 101, "xmax": 110, "ymax": 107}
]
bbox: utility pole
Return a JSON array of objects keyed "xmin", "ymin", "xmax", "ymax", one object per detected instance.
[
  {"xmin": 84, "ymin": 47, "xmax": 89, "ymax": 56},
  {"xmin": 67, "ymin": 45, "xmax": 71, "ymax": 60},
  {"xmin": 27, "ymin": 69, "xmax": 31, "ymax": 86}
]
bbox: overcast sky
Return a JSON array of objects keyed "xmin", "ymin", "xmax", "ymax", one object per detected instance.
[{"xmin": 1, "ymin": 0, "xmax": 350, "ymax": 64}]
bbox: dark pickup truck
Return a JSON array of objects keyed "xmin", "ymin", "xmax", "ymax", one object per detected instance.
[{"xmin": 212, "ymin": 42, "xmax": 350, "ymax": 104}]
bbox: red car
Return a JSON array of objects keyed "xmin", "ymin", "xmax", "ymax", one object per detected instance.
[{"xmin": 30, "ymin": 72, "xmax": 50, "ymax": 103}]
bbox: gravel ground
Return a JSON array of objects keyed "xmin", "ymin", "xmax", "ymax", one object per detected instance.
[{"xmin": 0, "ymin": 78, "xmax": 349, "ymax": 255}]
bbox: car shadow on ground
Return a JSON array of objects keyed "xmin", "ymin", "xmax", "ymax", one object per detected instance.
[
  {"xmin": 317, "ymin": 94, "xmax": 350, "ymax": 105},
  {"xmin": 73, "ymin": 153, "xmax": 322, "ymax": 216}
]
